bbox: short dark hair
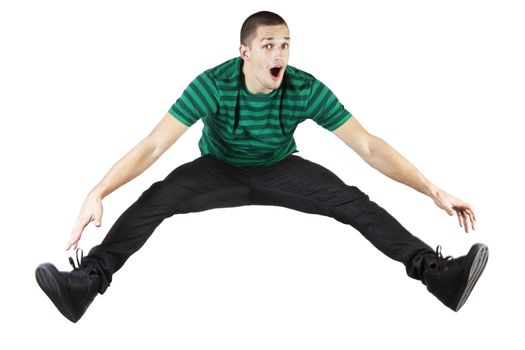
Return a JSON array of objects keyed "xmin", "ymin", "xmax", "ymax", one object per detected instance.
[{"xmin": 240, "ymin": 11, "xmax": 288, "ymax": 46}]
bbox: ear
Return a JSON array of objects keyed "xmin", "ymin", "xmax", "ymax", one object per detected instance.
[{"xmin": 239, "ymin": 44, "xmax": 250, "ymax": 61}]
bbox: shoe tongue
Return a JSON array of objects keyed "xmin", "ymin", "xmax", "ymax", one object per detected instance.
[
  {"xmin": 70, "ymin": 269, "xmax": 89, "ymax": 279},
  {"xmin": 71, "ymin": 263, "xmax": 97, "ymax": 276}
]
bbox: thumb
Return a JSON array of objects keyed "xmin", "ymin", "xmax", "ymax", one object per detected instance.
[
  {"xmin": 435, "ymin": 198, "xmax": 454, "ymax": 216},
  {"xmin": 440, "ymin": 202, "xmax": 454, "ymax": 216},
  {"xmin": 94, "ymin": 200, "xmax": 103, "ymax": 227},
  {"xmin": 95, "ymin": 213, "xmax": 102, "ymax": 227}
]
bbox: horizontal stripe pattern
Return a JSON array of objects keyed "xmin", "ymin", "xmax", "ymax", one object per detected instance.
[{"xmin": 168, "ymin": 57, "xmax": 352, "ymax": 166}]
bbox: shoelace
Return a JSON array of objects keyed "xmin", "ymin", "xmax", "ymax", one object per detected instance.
[
  {"xmin": 69, "ymin": 248, "xmax": 84, "ymax": 269},
  {"xmin": 435, "ymin": 245, "xmax": 453, "ymax": 261}
]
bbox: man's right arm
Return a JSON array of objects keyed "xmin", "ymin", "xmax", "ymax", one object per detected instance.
[
  {"xmin": 66, "ymin": 113, "xmax": 188, "ymax": 250},
  {"xmin": 90, "ymin": 112, "xmax": 188, "ymax": 200}
]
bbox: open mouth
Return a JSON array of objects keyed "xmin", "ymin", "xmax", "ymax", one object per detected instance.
[{"xmin": 270, "ymin": 66, "xmax": 282, "ymax": 78}]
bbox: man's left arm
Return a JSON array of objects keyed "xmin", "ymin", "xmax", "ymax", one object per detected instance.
[{"xmin": 333, "ymin": 117, "xmax": 476, "ymax": 233}]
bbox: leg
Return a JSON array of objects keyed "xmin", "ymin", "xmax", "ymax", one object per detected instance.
[
  {"xmin": 249, "ymin": 155, "xmax": 435, "ymax": 282},
  {"xmin": 250, "ymin": 157, "xmax": 489, "ymax": 312},
  {"xmin": 82, "ymin": 155, "xmax": 253, "ymax": 293}
]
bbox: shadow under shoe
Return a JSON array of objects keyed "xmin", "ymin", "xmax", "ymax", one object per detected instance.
[
  {"xmin": 424, "ymin": 243, "xmax": 489, "ymax": 312},
  {"xmin": 35, "ymin": 249, "xmax": 100, "ymax": 323}
]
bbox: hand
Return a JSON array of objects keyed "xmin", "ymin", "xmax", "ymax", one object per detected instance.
[
  {"xmin": 66, "ymin": 192, "xmax": 104, "ymax": 250},
  {"xmin": 432, "ymin": 189, "xmax": 477, "ymax": 233}
]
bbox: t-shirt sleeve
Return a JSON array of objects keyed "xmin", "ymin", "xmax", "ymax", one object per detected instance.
[
  {"xmin": 306, "ymin": 79, "xmax": 352, "ymax": 131},
  {"xmin": 168, "ymin": 70, "xmax": 219, "ymax": 127}
]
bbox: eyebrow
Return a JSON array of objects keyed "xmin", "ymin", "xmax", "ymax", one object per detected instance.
[{"xmin": 260, "ymin": 37, "xmax": 290, "ymax": 42}]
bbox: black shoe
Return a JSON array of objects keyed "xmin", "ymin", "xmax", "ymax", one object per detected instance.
[
  {"xmin": 35, "ymin": 249, "xmax": 100, "ymax": 323},
  {"xmin": 424, "ymin": 243, "xmax": 488, "ymax": 311}
]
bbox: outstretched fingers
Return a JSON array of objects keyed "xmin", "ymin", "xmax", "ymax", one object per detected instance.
[
  {"xmin": 456, "ymin": 208, "xmax": 464, "ymax": 229},
  {"xmin": 460, "ymin": 209, "xmax": 469, "ymax": 233},
  {"xmin": 465, "ymin": 207, "xmax": 477, "ymax": 231},
  {"xmin": 66, "ymin": 216, "xmax": 90, "ymax": 250},
  {"xmin": 453, "ymin": 205, "xmax": 476, "ymax": 233}
]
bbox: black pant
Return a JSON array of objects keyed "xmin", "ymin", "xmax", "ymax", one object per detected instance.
[{"xmin": 83, "ymin": 154, "xmax": 436, "ymax": 294}]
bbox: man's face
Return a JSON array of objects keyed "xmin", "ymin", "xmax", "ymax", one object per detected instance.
[{"xmin": 240, "ymin": 24, "xmax": 290, "ymax": 93}]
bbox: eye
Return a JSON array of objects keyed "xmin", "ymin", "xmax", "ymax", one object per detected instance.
[
  {"xmin": 282, "ymin": 43, "xmax": 289, "ymax": 49},
  {"xmin": 264, "ymin": 44, "xmax": 273, "ymax": 50}
]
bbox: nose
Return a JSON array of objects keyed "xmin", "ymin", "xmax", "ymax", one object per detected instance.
[{"xmin": 272, "ymin": 47, "xmax": 285, "ymax": 62}]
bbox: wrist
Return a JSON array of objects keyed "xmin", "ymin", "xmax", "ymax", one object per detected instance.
[
  {"xmin": 88, "ymin": 186, "xmax": 105, "ymax": 201},
  {"xmin": 425, "ymin": 182, "xmax": 441, "ymax": 200}
]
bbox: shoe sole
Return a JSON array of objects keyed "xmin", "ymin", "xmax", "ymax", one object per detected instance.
[
  {"xmin": 455, "ymin": 243, "xmax": 489, "ymax": 311},
  {"xmin": 35, "ymin": 263, "xmax": 78, "ymax": 323}
]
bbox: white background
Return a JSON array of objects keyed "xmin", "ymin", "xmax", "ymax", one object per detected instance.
[{"xmin": 1, "ymin": 0, "xmax": 524, "ymax": 349}]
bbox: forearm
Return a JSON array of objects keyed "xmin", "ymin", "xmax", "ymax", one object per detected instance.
[
  {"xmin": 364, "ymin": 136, "xmax": 439, "ymax": 198},
  {"xmin": 89, "ymin": 137, "xmax": 159, "ymax": 200}
]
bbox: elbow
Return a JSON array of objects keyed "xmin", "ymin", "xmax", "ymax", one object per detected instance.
[
  {"xmin": 142, "ymin": 137, "xmax": 162, "ymax": 161},
  {"xmin": 357, "ymin": 134, "xmax": 375, "ymax": 158},
  {"xmin": 361, "ymin": 135, "xmax": 384, "ymax": 162}
]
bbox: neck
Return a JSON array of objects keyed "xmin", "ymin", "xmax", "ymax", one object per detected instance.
[{"xmin": 242, "ymin": 62, "xmax": 273, "ymax": 94}]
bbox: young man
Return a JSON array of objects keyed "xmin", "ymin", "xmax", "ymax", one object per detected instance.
[{"xmin": 36, "ymin": 11, "xmax": 488, "ymax": 323}]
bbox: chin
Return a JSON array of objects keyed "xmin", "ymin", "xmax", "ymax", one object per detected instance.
[{"xmin": 269, "ymin": 79, "xmax": 283, "ymax": 89}]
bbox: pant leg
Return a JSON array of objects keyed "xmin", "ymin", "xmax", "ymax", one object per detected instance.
[
  {"xmin": 249, "ymin": 154, "xmax": 436, "ymax": 283},
  {"xmin": 82, "ymin": 155, "xmax": 252, "ymax": 293}
]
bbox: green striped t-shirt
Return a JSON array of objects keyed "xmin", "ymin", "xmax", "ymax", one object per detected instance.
[{"xmin": 169, "ymin": 57, "xmax": 352, "ymax": 167}]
